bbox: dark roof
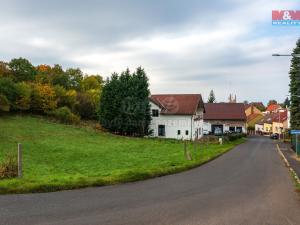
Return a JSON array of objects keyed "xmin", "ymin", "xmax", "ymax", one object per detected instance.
[
  {"xmin": 258, "ymin": 113, "xmax": 275, "ymax": 125},
  {"xmin": 150, "ymin": 94, "xmax": 204, "ymax": 115},
  {"xmin": 203, "ymin": 103, "xmax": 246, "ymax": 121},
  {"xmin": 252, "ymin": 102, "xmax": 265, "ymax": 109},
  {"xmin": 272, "ymin": 110, "xmax": 288, "ymax": 123}
]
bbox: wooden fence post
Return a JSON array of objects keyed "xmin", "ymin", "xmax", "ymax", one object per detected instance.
[
  {"xmin": 184, "ymin": 141, "xmax": 192, "ymax": 160},
  {"xmin": 193, "ymin": 141, "xmax": 196, "ymax": 160},
  {"xmin": 184, "ymin": 141, "xmax": 187, "ymax": 159},
  {"xmin": 18, "ymin": 143, "xmax": 22, "ymax": 178}
]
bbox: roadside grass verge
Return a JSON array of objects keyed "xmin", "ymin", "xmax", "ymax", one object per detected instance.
[{"xmin": 0, "ymin": 115, "xmax": 245, "ymax": 194}]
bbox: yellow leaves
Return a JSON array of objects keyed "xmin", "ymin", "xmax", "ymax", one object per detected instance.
[
  {"xmin": 36, "ymin": 64, "xmax": 51, "ymax": 73},
  {"xmin": 32, "ymin": 83, "xmax": 57, "ymax": 113}
]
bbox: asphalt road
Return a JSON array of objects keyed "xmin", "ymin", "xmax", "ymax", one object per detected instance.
[{"xmin": 1, "ymin": 137, "xmax": 300, "ymax": 225}]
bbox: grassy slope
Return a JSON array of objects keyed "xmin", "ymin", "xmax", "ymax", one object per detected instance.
[{"xmin": 0, "ymin": 115, "xmax": 245, "ymax": 194}]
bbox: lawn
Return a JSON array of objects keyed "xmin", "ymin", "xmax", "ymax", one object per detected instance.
[{"xmin": 0, "ymin": 115, "xmax": 245, "ymax": 194}]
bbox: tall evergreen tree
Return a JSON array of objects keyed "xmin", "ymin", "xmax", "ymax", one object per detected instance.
[
  {"xmin": 282, "ymin": 97, "xmax": 290, "ymax": 108},
  {"xmin": 207, "ymin": 90, "xmax": 216, "ymax": 103},
  {"xmin": 99, "ymin": 67, "xmax": 151, "ymax": 136},
  {"xmin": 289, "ymin": 38, "xmax": 300, "ymax": 129}
]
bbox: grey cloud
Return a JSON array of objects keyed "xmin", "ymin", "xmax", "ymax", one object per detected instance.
[{"xmin": 0, "ymin": 0, "xmax": 299, "ymax": 104}]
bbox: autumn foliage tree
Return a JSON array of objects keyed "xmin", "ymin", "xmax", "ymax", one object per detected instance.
[{"xmin": 31, "ymin": 83, "xmax": 57, "ymax": 113}]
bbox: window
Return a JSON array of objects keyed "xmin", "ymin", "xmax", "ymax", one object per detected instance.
[
  {"xmin": 158, "ymin": 125, "xmax": 165, "ymax": 136},
  {"xmin": 236, "ymin": 127, "xmax": 242, "ymax": 133},
  {"xmin": 177, "ymin": 130, "xmax": 181, "ymax": 135},
  {"xmin": 185, "ymin": 130, "xmax": 189, "ymax": 135},
  {"xmin": 229, "ymin": 126, "xmax": 235, "ymax": 132},
  {"xmin": 152, "ymin": 109, "xmax": 159, "ymax": 117},
  {"xmin": 198, "ymin": 128, "xmax": 201, "ymax": 135}
]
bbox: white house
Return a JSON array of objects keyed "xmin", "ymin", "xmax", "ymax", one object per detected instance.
[
  {"xmin": 149, "ymin": 94, "xmax": 205, "ymax": 140},
  {"xmin": 203, "ymin": 103, "xmax": 247, "ymax": 135}
]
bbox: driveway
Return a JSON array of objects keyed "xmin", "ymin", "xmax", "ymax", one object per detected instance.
[{"xmin": 1, "ymin": 137, "xmax": 299, "ymax": 225}]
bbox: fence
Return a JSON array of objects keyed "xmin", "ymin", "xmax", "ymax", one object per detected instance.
[{"xmin": 291, "ymin": 134, "xmax": 300, "ymax": 155}]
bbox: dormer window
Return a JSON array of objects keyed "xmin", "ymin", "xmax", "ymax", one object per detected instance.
[{"xmin": 152, "ymin": 109, "xmax": 159, "ymax": 117}]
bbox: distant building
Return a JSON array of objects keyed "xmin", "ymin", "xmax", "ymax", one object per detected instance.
[
  {"xmin": 244, "ymin": 103, "xmax": 264, "ymax": 134},
  {"xmin": 254, "ymin": 109, "xmax": 288, "ymax": 135},
  {"xmin": 228, "ymin": 94, "xmax": 237, "ymax": 103},
  {"xmin": 265, "ymin": 104, "xmax": 281, "ymax": 113},
  {"xmin": 272, "ymin": 110, "xmax": 288, "ymax": 135},
  {"xmin": 244, "ymin": 104, "xmax": 263, "ymax": 117},
  {"xmin": 203, "ymin": 103, "xmax": 247, "ymax": 135}
]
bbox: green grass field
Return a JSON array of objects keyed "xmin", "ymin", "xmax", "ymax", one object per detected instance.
[{"xmin": 0, "ymin": 115, "xmax": 245, "ymax": 194}]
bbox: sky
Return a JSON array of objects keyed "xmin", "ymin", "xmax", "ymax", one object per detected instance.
[{"xmin": 1, "ymin": 0, "xmax": 300, "ymax": 104}]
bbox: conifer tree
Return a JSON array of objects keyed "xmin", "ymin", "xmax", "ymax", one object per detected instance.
[
  {"xmin": 289, "ymin": 39, "xmax": 300, "ymax": 129},
  {"xmin": 207, "ymin": 90, "xmax": 216, "ymax": 103}
]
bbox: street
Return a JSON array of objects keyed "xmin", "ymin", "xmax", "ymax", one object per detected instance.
[{"xmin": 1, "ymin": 137, "xmax": 300, "ymax": 225}]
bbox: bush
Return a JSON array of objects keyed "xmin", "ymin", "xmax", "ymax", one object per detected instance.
[
  {"xmin": 225, "ymin": 133, "xmax": 246, "ymax": 141},
  {"xmin": 0, "ymin": 152, "xmax": 18, "ymax": 179},
  {"xmin": 75, "ymin": 92, "xmax": 96, "ymax": 119},
  {"xmin": 0, "ymin": 94, "xmax": 10, "ymax": 112},
  {"xmin": 48, "ymin": 106, "xmax": 80, "ymax": 124}
]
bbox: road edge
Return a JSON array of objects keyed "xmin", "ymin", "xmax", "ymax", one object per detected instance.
[{"xmin": 275, "ymin": 144, "xmax": 300, "ymax": 187}]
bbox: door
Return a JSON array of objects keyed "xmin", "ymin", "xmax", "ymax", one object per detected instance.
[{"xmin": 158, "ymin": 125, "xmax": 165, "ymax": 137}]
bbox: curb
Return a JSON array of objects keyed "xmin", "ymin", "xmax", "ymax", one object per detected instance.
[{"xmin": 276, "ymin": 144, "xmax": 300, "ymax": 185}]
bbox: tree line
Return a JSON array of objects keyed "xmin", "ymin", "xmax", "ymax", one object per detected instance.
[
  {"xmin": 0, "ymin": 58, "xmax": 151, "ymax": 136},
  {"xmin": 0, "ymin": 57, "xmax": 103, "ymax": 122}
]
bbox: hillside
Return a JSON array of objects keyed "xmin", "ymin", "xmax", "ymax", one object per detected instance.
[{"xmin": 0, "ymin": 115, "xmax": 244, "ymax": 194}]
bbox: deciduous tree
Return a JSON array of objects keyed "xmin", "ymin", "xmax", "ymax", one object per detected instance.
[{"xmin": 9, "ymin": 58, "xmax": 36, "ymax": 81}]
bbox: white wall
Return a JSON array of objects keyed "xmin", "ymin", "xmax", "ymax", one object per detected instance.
[
  {"xmin": 149, "ymin": 102, "xmax": 203, "ymax": 140},
  {"xmin": 255, "ymin": 124, "xmax": 264, "ymax": 133}
]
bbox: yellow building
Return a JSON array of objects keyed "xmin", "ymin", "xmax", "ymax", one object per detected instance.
[
  {"xmin": 264, "ymin": 122, "xmax": 272, "ymax": 134},
  {"xmin": 245, "ymin": 104, "xmax": 263, "ymax": 117}
]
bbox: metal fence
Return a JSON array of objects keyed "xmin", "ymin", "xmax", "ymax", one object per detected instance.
[{"xmin": 291, "ymin": 134, "xmax": 300, "ymax": 155}]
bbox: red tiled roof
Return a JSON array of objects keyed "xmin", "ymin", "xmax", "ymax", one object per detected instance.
[
  {"xmin": 266, "ymin": 104, "xmax": 281, "ymax": 112},
  {"xmin": 150, "ymin": 94, "xmax": 204, "ymax": 115},
  {"xmin": 203, "ymin": 103, "xmax": 246, "ymax": 121}
]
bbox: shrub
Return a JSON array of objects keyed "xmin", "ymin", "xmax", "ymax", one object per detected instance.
[
  {"xmin": 75, "ymin": 92, "xmax": 96, "ymax": 119},
  {"xmin": 0, "ymin": 94, "xmax": 10, "ymax": 112},
  {"xmin": 225, "ymin": 133, "xmax": 246, "ymax": 141},
  {"xmin": 49, "ymin": 106, "xmax": 80, "ymax": 124},
  {"xmin": 0, "ymin": 152, "xmax": 18, "ymax": 179}
]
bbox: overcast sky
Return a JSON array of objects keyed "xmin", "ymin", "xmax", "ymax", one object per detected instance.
[{"xmin": 1, "ymin": 0, "xmax": 299, "ymax": 104}]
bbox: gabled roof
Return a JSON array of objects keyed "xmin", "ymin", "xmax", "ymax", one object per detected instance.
[
  {"xmin": 266, "ymin": 104, "xmax": 281, "ymax": 112},
  {"xmin": 150, "ymin": 94, "xmax": 204, "ymax": 115},
  {"xmin": 203, "ymin": 103, "xmax": 246, "ymax": 121},
  {"xmin": 258, "ymin": 113, "xmax": 276, "ymax": 125},
  {"xmin": 272, "ymin": 110, "xmax": 288, "ymax": 123},
  {"xmin": 247, "ymin": 113, "xmax": 263, "ymax": 123}
]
